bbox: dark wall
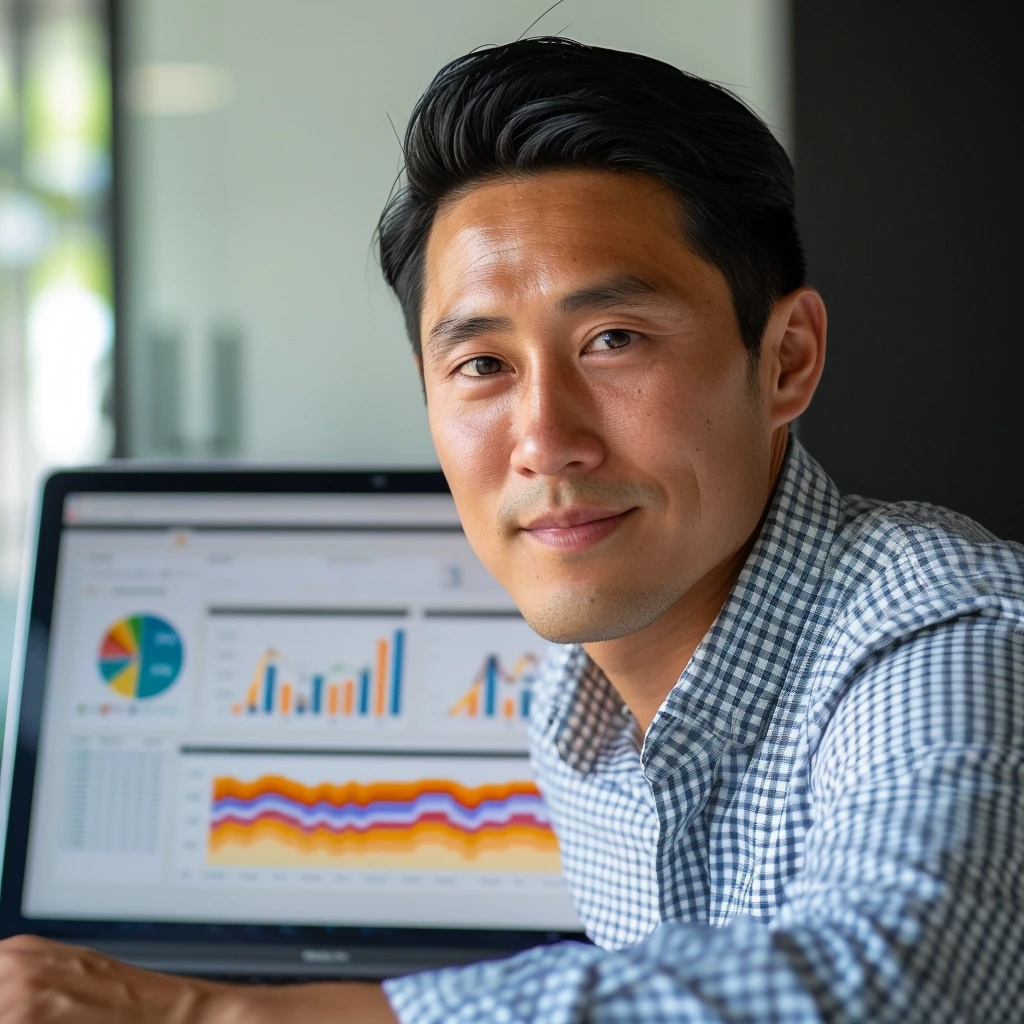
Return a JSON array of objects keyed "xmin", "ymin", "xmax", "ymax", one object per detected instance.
[{"xmin": 793, "ymin": 2, "xmax": 1023, "ymax": 541}]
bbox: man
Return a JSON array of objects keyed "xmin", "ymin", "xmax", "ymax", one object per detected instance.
[{"xmin": 2, "ymin": 36, "xmax": 1023, "ymax": 1024}]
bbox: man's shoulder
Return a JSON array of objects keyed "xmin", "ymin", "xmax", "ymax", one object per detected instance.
[
  {"xmin": 806, "ymin": 496, "xmax": 1024, "ymax": 779},
  {"xmin": 826, "ymin": 492, "xmax": 1024, "ymax": 649}
]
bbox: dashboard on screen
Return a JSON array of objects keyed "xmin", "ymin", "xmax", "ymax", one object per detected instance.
[{"xmin": 16, "ymin": 490, "xmax": 580, "ymax": 934}]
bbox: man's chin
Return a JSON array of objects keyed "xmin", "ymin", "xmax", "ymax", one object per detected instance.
[{"xmin": 517, "ymin": 583, "xmax": 683, "ymax": 646}]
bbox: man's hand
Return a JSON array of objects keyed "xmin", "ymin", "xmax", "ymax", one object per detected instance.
[{"xmin": 0, "ymin": 935, "xmax": 398, "ymax": 1023}]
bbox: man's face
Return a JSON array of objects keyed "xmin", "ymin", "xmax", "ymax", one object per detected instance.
[{"xmin": 419, "ymin": 170, "xmax": 775, "ymax": 644}]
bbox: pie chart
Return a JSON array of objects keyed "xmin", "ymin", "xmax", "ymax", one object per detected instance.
[{"xmin": 98, "ymin": 614, "xmax": 183, "ymax": 699}]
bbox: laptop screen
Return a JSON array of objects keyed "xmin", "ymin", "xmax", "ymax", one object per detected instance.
[{"xmin": 17, "ymin": 489, "xmax": 582, "ymax": 935}]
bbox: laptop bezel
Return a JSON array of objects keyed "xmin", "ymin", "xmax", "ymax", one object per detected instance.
[{"xmin": 0, "ymin": 466, "xmax": 585, "ymax": 971}]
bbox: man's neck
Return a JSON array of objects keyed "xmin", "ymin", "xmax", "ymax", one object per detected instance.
[{"xmin": 583, "ymin": 427, "xmax": 790, "ymax": 734}]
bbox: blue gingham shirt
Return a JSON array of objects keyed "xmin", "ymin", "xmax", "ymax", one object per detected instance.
[{"xmin": 385, "ymin": 434, "xmax": 1024, "ymax": 1022}]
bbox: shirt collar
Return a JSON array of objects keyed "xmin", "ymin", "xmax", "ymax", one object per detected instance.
[{"xmin": 550, "ymin": 432, "xmax": 843, "ymax": 776}]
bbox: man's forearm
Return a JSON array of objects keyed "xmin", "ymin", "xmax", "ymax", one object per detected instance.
[
  {"xmin": 202, "ymin": 980, "xmax": 398, "ymax": 1024},
  {"xmin": 0, "ymin": 934, "xmax": 400, "ymax": 1024}
]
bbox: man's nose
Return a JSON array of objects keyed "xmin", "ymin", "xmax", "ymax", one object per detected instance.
[{"xmin": 509, "ymin": 363, "xmax": 606, "ymax": 478}]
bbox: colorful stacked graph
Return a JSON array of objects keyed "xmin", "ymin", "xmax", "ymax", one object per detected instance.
[
  {"xmin": 207, "ymin": 774, "xmax": 561, "ymax": 872},
  {"xmin": 448, "ymin": 653, "xmax": 539, "ymax": 721},
  {"xmin": 97, "ymin": 614, "xmax": 183, "ymax": 699},
  {"xmin": 231, "ymin": 629, "xmax": 405, "ymax": 720}
]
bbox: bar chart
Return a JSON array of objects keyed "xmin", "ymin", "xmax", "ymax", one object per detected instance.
[
  {"xmin": 232, "ymin": 628, "xmax": 405, "ymax": 721},
  {"xmin": 447, "ymin": 652, "xmax": 538, "ymax": 721},
  {"xmin": 420, "ymin": 612, "xmax": 547, "ymax": 737},
  {"xmin": 203, "ymin": 610, "xmax": 408, "ymax": 729}
]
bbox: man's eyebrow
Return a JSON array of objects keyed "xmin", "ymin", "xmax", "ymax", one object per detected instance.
[
  {"xmin": 556, "ymin": 274, "xmax": 661, "ymax": 314},
  {"xmin": 426, "ymin": 313, "xmax": 515, "ymax": 352},
  {"xmin": 425, "ymin": 275, "xmax": 663, "ymax": 354}
]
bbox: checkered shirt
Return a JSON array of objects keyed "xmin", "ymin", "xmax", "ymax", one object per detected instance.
[{"xmin": 384, "ymin": 434, "xmax": 1024, "ymax": 1022}]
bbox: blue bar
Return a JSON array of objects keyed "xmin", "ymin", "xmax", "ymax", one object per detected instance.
[
  {"xmin": 358, "ymin": 668, "xmax": 371, "ymax": 716},
  {"xmin": 484, "ymin": 656, "xmax": 498, "ymax": 717},
  {"xmin": 390, "ymin": 630, "xmax": 405, "ymax": 716},
  {"xmin": 312, "ymin": 676, "xmax": 324, "ymax": 715},
  {"xmin": 264, "ymin": 664, "xmax": 276, "ymax": 714},
  {"xmin": 520, "ymin": 687, "xmax": 531, "ymax": 719}
]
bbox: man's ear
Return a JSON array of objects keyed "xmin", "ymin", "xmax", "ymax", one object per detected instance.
[{"xmin": 760, "ymin": 286, "xmax": 827, "ymax": 429}]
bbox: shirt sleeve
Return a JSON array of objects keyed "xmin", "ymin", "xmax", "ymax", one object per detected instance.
[{"xmin": 382, "ymin": 611, "xmax": 1024, "ymax": 1023}]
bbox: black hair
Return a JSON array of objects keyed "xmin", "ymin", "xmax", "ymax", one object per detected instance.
[{"xmin": 376, "ymin": 36, "xmax": 805, "ymax": 359}]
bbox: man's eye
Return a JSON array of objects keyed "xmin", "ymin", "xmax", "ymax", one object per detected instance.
[
  {"xmin": 458, "ymin": 356, "xmax": 504, "ymax": 377},
  {"xmin": 587, "ymin": 329, "xmax": 639, "ymax": 352}
]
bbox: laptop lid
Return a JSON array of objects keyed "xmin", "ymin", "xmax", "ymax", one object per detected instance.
[{"xmin": 0, "ymin": 467, "xmax": 584, "ymax": 979}]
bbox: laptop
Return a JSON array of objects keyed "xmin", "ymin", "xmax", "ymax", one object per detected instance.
[{"xmin": 0, "ymin": 466, "xmax": 585, "ymax": 981}]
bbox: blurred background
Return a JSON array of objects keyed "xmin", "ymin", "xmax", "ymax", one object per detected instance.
[{"xmin": 1, "ymin": 1, "xmax": 1020, "ymax": 748}]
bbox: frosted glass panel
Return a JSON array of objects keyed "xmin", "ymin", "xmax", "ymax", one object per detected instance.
[{"xmin": 122, "ymin": 0, "xmax": 790, "ymax": 465}]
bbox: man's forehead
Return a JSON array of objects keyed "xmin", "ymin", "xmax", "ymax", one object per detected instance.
[
  {"xmin": 421, "ymin": 170, "xmax": 697, "ymax": 323},
  {"xmin": 428, "ymin": 170, "xmax": 683, "ymax": 258}
]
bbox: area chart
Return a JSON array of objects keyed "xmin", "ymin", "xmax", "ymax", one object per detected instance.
[{"xmin": 207, "ymin": 773, "xmax": 561, "ymax": 872}]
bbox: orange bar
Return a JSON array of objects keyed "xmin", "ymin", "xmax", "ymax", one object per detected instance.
[
  {"xmin": 231, "ymin": 703, "xmax": 243, "ymax": 715},
  {"xmin": 245, "ymin": 680, "xmax": 258, "ymax": 709},
  {"xmin": 327, "ymin": 684, "xmax": 340, "ymax": 716},
  {"xmin": 503, "ymin": 697, "xmax": 516, "ymax": 719},
  {"xmin": 375, "ymin": 639, "xmax": 388, "ymax": 716},
  {"xmin": 343, "ymin": 679, "xmax": 355, "ymax": 716},
  {"xmin": 466, "ymin": 687, "xmax": 479, "ymax": 717},
  {"xmin": 281, "ymin": 683, "xmax": 293, "ymax": 715}
]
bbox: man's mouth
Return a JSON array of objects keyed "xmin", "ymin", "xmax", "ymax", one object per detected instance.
[{"xmin": 521, "ymin": 507, "xmax": 636, "ymax": 552}]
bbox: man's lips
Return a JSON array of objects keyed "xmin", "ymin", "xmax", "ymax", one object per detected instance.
[{"xmin": 521, "ymin": 508, "xmax": 635, "ymax": 551}]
